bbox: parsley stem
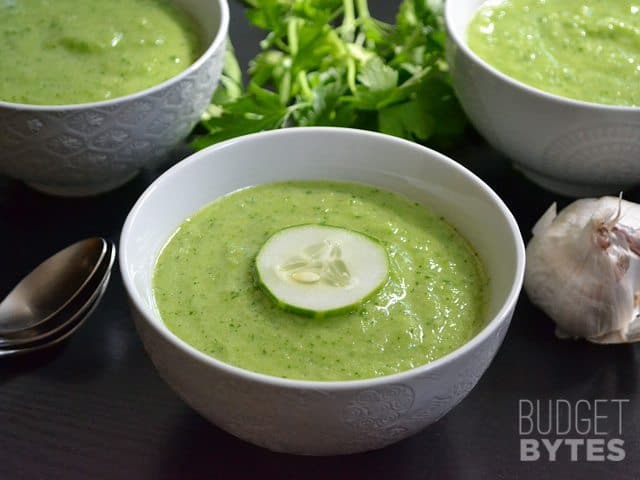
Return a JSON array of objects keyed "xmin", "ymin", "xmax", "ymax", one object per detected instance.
[
  {"xmin": 342, "ymin": 0, "xmax": 356, "ymax": 41},
  {"xmin": 282, "ymin": 101, "xmax": 312, "ymax": 127},
  {"xmin": 296, "ymin": 71, "xmax": 313, "ymax": 102},
  {"xmin": 347, "ymin": 57, "xmax": 357, "ymax": 93},
  {"xmin": 279, "ymin": 70, "xmax": 291, "ymax": 105},
  {"xmin": 355, "ymin": 0, "xmax": 370, "ymax": 20},
  {"xmin": 288, "ymin": 18, "xmax": 299, "ymax": 57}
]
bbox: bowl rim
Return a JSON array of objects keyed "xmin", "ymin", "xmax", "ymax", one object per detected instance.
[
  {"xmin": 444, "ymin": 0, "xmax": 640, "ymax": 112},
  {"xmin": 120, "ymin": 126, "xmax": 526, "ymax": 390},
  {"xmin": 0, "ymin": 0, "xmax": 229, "ymax": 111}
]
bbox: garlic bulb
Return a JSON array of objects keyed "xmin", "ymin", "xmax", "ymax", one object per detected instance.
[{"xmin": 525, "ymin": 196, "xmax": 640, "ymax": 343}]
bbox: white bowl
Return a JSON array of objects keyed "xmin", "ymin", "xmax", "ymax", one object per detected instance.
[
  {"xmin": 445, "ymin": 0, "xmax": 640, "ymax": 197},
  {"xmin": 0, "ymin": 0, "xmax": 228, "ymax": 196},
  {"xmin": 120, "ymin": 127, "xmax": 525, "ymax": 455}
]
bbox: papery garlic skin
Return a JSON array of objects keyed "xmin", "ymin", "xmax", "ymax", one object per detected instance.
[{"xmin": 525, "ymin": 196, "xmax": 640, "ymax": 343}]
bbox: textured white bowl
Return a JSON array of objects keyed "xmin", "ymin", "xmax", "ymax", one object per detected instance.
[
  {"xmin": 0, "ymin": 0, "xmax": 228, "ymax": 196},
  {"xmin": 120, "ymin": 127, "xmax": 525, "ymax": 455},
  {"xmin": 446, "ymin": 0, "xmax": 640, "ymax": 197}
]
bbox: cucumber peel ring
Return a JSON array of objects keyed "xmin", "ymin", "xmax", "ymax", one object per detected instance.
[{"xmin": 255, "ymin": 224, "xmax": 389, "ymax": 318}]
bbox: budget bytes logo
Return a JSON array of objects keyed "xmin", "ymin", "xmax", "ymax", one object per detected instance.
[{"xmin": 519, "ymin": 399, "xmax": 629, "ymax": 462}]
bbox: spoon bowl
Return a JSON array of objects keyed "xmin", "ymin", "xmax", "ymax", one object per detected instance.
[
  {"xmin": 0, "ymin": 273, "xmax": 111, "ymax": 357},
  {"xmin": 0, "ymin": 241, "xmax": 115, "ymax": 347},
  {"xmin": 0, "ymin": 238, "xmax": 107, "ymax": 335}
]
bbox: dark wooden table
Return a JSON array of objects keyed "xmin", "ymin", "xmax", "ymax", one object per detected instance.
[{"xmin": 1, "ymin": 2, "xmax": 639, "ymax": 479}]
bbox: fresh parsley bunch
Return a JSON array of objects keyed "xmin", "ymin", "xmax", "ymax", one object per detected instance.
[{"xmin": 192, "ymin": 0, "xmax": 467, "ymax": 149}]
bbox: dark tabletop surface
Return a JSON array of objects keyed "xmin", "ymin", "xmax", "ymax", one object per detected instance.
[{"xmin": 1, "ymin": 2, "xmax": 639, "ymax": 479}]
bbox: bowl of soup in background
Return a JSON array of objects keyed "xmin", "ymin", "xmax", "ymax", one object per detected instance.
[
  {"xmin": 120, "ymin": 127, "xmax": 525, "ymax": 455},
  {"xmin": 0, "ymin": 0, "xmax": 228, "ymax": 196},
  {"xmin": 445, "ymin": 0, "xmax": 640, "ymax": 197}
]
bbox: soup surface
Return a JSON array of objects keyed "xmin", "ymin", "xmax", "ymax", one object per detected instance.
[
  {"xmin": 153, "ymin": 181, "xmax": 488, "ymax": 381},
  {"xmin": 467, "ymin": 0, "xmax": 640, "ymax": 106},
  {"xmin": 0, "ymin": 0, "xmax": 201, "ymax": 105}
]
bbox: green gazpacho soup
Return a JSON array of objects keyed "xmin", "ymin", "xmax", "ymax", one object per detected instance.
[
  {"xmin": 467, "ymin": 0, "xmax": 640, "ymax": 106},
  {"xmin": 153, "ymin": 181, "xmax": 488, "ymax": 381},
  {"xmin": 0, "ymin": 0, "xmax": 202, "ymax": 105}
]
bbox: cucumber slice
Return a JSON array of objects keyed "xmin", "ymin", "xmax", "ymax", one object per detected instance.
[{"xmin": 255, "ymin": 224, "xmax": 389, "ymax": 318}]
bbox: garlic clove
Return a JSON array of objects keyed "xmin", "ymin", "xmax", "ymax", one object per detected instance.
[{"xmin": 531, "ymin": 202, "xmax": 557, "ymax": 236}]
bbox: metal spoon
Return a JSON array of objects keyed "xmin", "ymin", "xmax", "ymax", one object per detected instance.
[
  {"xmin": 0, "ymin": 241, "xmax": 115, "ymax": 347},
  {"xmin": 0, "ymin": 238, "xmax": 108, "ymax": 335},
  {"xmin": 0, "ymin": 276, "xmax": 110, "ymax": 357}
]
